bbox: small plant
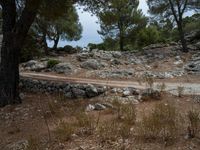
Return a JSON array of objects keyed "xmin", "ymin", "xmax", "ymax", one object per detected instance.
[
  {"xmin": 75, "ymin": 112, "xmax": 95, "ymax": 135},
  {"xmin": 54, "ymin": 120, "xmax": 75, "ymax": 141},
  {"xmin": 144, "ymin": 75, "xmax": 154, "ymax": 89},
  {"xmin": 138, "ymin": 103, "xmax": 179, "ymax": 143},
  {"xmin": 156, "ymin": 82, "xmax": 166, "ymax": 93},
  {"xmin": 98, "ymin": 120, "xmax": 119, "ymax": 142},
  {"xmin": 26, "ymin": 136, "xmax": 41, "ymax": 150},
  {"xmin": 120, "ymin": 102, "xmax": 136, "ymax": 125},
  {"xmin": 177, "ymin": 86, "xmax": 184, "ymax": 97},
  {"xmin": 187, "ymin": 109, "xmax": 200, "ymax": 138},
  {"xmin": 47, "ymin": 59, "xmax": 60, "ymax": 68},
  {"xmin": 48, "ymin": 99, "xmax": 61, "ymax": 115}
]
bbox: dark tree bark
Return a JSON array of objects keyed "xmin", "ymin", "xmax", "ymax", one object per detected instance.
[
  {"xmin": 0, "ymin": 0, "xmax": 41, "ymax": 107},
  {"xmin": 169, "ymin": 0, "xmax": 188, "ymax": 53},
  {"xmin": 118, "ymin": 18, "xmax": 124, "ymax": 51},
  {"xmin": 42, "ymin": 32, "xmax": 48, "ymax": 55},
  {"xmin": 53, "ymin": 35, "xmax": 60, "ymax": 50}
]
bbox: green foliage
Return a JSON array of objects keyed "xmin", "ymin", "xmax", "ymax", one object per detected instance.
[
  {"xmin": 97, "ymin": 0, "xmax": 147, "ymax": 51},
  {"xmin": 47, "ymin": 59, "xmax": 60, "ymax": 68},
  {"xmin": 137, "ymin": 26, "xmax": 162, "ymax": 48},
  {"xmin": 21, "ymin": 32, "xmax": 43, "ymax": 62},
  {"xmin": 87, "ymin": 43, "xmax": 106, "ymax": 50},
  {"xmin": 183, "ymin": 13, "xmax": 200, "ymax": 33}
]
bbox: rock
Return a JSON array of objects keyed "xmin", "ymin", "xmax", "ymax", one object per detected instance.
[
  {"xmin": 86, "ymin": 104, "xmax": 95, "ymax": 111},
  {"xmin": 122, "ymin": 89, "xmax": 131, "ymax": 97},
  {"xmin": 111, "ymin": 59, "xmax": 121, "ymax": 65},
  {"xmin": 53, "ymin": 63, "xmax": 74, "ymax": 74},
  {"xmin": 112, "ymin": 51, "xmax": 121, "ymax": 58},
  {"xmin": 94, "ymin": 103, "xmax": 107, "ymax": 110},
  {"xmin": 141, "ymin": 88, "xmax": 161, "ymax": 101},
  {"xmin": 22, "ymin": 60, "xmax": 47, "ymax": 71},
  {"xmin": 101, "ymin": 53, "xmax": 113, "ymax": 61},
  {"xmin": 80, "ymin": 59, "xmax": 102, "ymax": 70},
  {"xmin": 71, "ymin": 88, "xmax": 86, "ymax": 98},
  {"xmin": 98, "ymin": 69, "xmax": 134, "ymax": 78},
  {"xmin": 19, "ymin": 93, "xmax": 25, "ymax": 100},
  {"xmin": 174, "ymin": 60, "xmax": 183, "ymax": 65},
  {"xmin": 185, "ymin": 53, "xmax": 200, "ymax": 73},
  {"xmin": 77, "ymin": 53, "xmax": 93, "ymax": 62},
  {"xmin": 85, "ymin": 84, "xmax": 98, "ymax": 98},
  {"xmin": 5, "ymin": 140, "xmax": 28, "ymax": 150}
]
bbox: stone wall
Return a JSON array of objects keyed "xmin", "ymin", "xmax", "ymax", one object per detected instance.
[{"xmin": 20, "ymin": 78, "xmax": 106, "ymax": 99}]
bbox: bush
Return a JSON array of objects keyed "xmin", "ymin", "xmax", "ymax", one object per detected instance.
[
  {"xmin": 187, "ymin": 109, "xmax": 200, "ymax": 138},
  {"xmin": 55, "ymin": 121, "xmax": 75, "ymax": 141},
  {"xmin": 47, "ymin": 59, "xmax": 60, "ymax": 68},
  {"xmin": 138, "ymin": 103, "xmax": 179, "ymax": 143}
]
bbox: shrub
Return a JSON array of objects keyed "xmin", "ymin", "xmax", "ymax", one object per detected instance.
[
  {"xmin": 187, "ymin": 109, "xmax": 200, "ymax": 138},
  {"xmin": 177, "ymin": 86, "xmax": 184, "ymax": 97},
  {"xmin": 75, "ymin": 112, "xmax": 95, "ymax": 135},
  {"xmin": 47, "ymin": 59, "xmax": 60, "ymax": 68},
  {"xmin": 138, "ymin": 103, "xmax": 179, "ymax": 143},
  {"xmin": 54, "ymin": 121, "xmax": 75, "ymax": 141}
]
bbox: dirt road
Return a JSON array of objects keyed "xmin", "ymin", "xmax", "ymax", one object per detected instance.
[{"xmin": 21, "ymin": 72, "xmax": 200, "ymax": 95}]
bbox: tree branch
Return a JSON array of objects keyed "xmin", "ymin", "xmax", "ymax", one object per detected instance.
[
  {"xmin": 14, "ymin": 0, "xmax": 41, "ymax": 47},
  {"xmin": 168, "ymin": 0, "xmax": 179, "ymax": 23}
]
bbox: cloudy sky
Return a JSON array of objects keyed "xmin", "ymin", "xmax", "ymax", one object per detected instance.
[{"xmin": 49, "ymin": 0, "xmax": 148, "ymax": 48}]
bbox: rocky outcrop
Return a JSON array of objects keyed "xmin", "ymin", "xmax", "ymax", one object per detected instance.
[
  {"xmin": 53, "ymin": 63, "xmax": 74, "ymax": 74},
  {"xmin": 80, "ymin": 59, "xmax": 103, "ymax": 70},
  {"xmin": 185, "ymin": 53, "xmax": 200, "ymax": 73},
  {"xmin": 21, "ymin": 60, "xmax": 47, "ymax": 72}
]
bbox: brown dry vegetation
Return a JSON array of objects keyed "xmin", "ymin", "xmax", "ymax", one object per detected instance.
[{"xmin": 0, "ymin": 92, "xmax": 200, "ymax": 150}]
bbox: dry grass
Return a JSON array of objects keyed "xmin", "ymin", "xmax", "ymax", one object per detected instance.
[
  {"xmin": 177, "ymin": 86, "xmax": 184, "ymax": 97},
  {"xmin": 187, "ymin": 109, "xmax": 200, "ymax": 138},
  {"xmin": 54, "ymin": 120, "xmax": 75, "ymax": 141},
  {"xmin": 138, "ymin": 102, "xmax": 180, "ymax": 144},
  {"xmin": 26, "ymin": 136, "xmax": 41, "ymax": 150}
]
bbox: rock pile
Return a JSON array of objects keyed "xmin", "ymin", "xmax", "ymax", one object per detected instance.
[{"xmin": 20, "ymin": 78, "xmax": 105, "ymax": 99}]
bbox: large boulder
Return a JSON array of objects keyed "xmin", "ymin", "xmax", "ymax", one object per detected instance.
[
  {"xmin": 80, "ymin": 59, "xmax": 102, "ymax": 70},
  {"xmin": 22, "ymin": 60, "xmax": 47, "ymax": 72},
  {"xmin": 53, "ymin": 63, "xmax": 74, "ymax": 74},
  {"xmin": 76, "ymin": 52, "xmax": 93, "ymax": 62}
]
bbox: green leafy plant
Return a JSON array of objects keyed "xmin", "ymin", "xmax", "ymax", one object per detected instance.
[{"xmin": 47, "ymin": 59, "xmax": 60, "ymax": 68}]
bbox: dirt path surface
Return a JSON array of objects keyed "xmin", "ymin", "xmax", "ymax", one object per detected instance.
[{"xmin": 21, "ymin": 72, "xmax": 200, "ymax": 95}]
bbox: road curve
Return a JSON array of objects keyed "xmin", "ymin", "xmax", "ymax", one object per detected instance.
[{"xmin": 20, "ymin": 72, "xmax": 200, "ymax": 95}]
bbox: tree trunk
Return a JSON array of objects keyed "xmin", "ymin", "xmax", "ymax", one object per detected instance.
[
  {"xmin": 42, "ymin": 33, "xmax": 48, "ymax": 55},
  {"xmin": 0, "ymin": 0, "xmax": 40, "ymax": 107},
  {"xmin": 119, "ymin": 32, "xmax": 124, "ymax": 51},
  {"xmin": 53, "ymin": 35, "xmax": 59, "ymax": 50},
  {"xmin": 0, "ymin": 34, "xmax": 21, "ymax": 107},
  {"xmin": 177, "ymin": 22, "xmax": 188, "ymax": 53}
]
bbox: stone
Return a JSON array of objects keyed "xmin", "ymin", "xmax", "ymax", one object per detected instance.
[
  {"xmin": 80, "ymin": 59, "xmax": 102, "ymax": 70},
  {"xmin": 77, "ymin": 53, "xmax": 93, "ymax": 62},
  {"xmin": 53, "ymin": 63, "xmax": 74, "ymax": 74},
  {"xmin": 85, "ymin": 84, "xmax": 98, "ymax": 98},
  {"xmin": 94, "ymin": 103, "xmax": 107, "ymax": 110},
  {"xmin": 86, "ymin": 104, "xmax": 95, "ymax": 111},
  {"xmin": 71, "ymin": 88, "xmax": 86, "ymax": 98},
  {"xmin": 98, "ymin": 69, "xmax": 134, "ymax": 78},
  {"xmin": 112, "ymin": 51, "xmax": 121, "ymax": 58},
  {"xmin": 5, "ymin": 140, "xmax": 28, "ymax": 150},
  {"xmin": 111, "ymin": 59, "xmax": 121, "ymax": 65},
  {"xmin": 22, "ymin": 60, "xmax": 47, "ymax": 72},
  {"xmin": 122, "ymin": 89, "xmax": 131, "ymax": 97}
]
